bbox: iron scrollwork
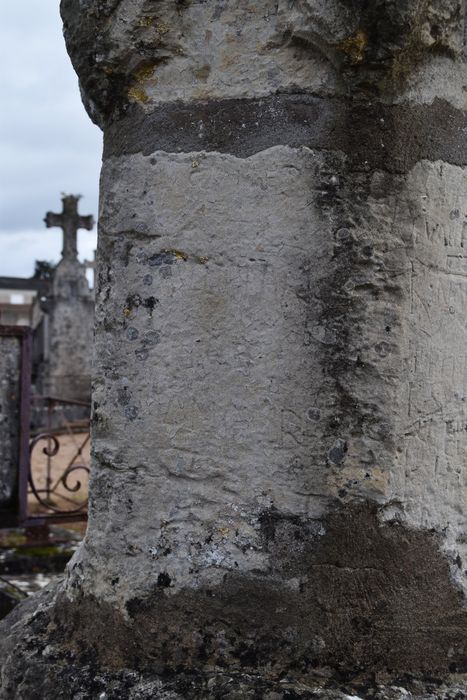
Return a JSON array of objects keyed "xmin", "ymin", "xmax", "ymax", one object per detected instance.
[
  {"xmin": 26, "ymin": 396, "xmax": 91, "ymax": 521},
  {"xmin": 28, "ymin": 433, "xmax": 90, "ymax": 515}
]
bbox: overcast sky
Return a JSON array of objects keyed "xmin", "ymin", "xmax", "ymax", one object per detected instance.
[{"xmin": 0, "ymin": 3, "xmax": 101, "ymax": 278}]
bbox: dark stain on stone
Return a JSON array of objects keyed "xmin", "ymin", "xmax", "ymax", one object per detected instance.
[
  {"xmin": 142, "ymin": 331, "xmax": 160, "ymax": 346},
  {"xmin": 315, "ymin": 151, "xmax": 405, "ymax": 470},
  {"xmin": 148, "ymin": 251, "xmax": 177, "ymax": 267},
  {"xmin": 117, "ymin": 387, "xmax": 130, "ymax": 406},
  {"xmin": 124, "ymin": 405, "xmax": 138, "ymax": 421},
  {"xmin": 122, "ymin": 242, "xmax": 132, "ymax": 267},
  {"xmin": 94, "ymin": 452, "xmax": 114, "ymax": 469},
  {"xmin": 257, "ymin": 506, "xmax": 302, "ymax": 542},
  {"xmin": 104, "ymin": 95, "xmax": 467, "ymax": 173},
  {"xmin": 125, "ymin": 293, "xmax": 158, "ymax": 316},
  {"xmin": 50, "ymin": 503, "xmax": 467, "ymax": 688},
  {"xmin": 307, "ymin": 407, "xmax": 320, "ymax": 421},
  {"xmin": 328, "ymin": 438, "xmax": 348, "ymax": 465},
  {"xmin": 125, "ymin": 293, "xmax": 142, "ymax": 310},
  {"xmin": 143, "ymin": 296, "xmax": 157, "ymax": 313},
  {"xmin": 126, "ymin": 327, "xmax": 139, "ymax": 340},
  {"xmin": 157, "ymin": 572, "xmax": 171, "ymax": 588}
]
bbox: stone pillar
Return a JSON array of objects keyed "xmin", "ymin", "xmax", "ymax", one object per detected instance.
[
  {"xmin": 44, "ymin": 256, "xmax": 94, "ymax": 402},
  {"xmin": 0, "ymin": 333, "xmax": 23, "ymax": 511},
  {"xmin": 1, "ymin": 2, "xmax": 467, "ymax": 697}
]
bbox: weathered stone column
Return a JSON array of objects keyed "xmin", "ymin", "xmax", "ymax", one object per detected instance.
[{"xmin": 2, "ymin": 1, "xmax": 467, "ymax": 698}]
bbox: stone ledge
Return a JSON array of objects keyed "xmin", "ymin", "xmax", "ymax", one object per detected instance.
[{"xmin": 104, "ymin": 95, "xmax": 467, "ymax": 174}]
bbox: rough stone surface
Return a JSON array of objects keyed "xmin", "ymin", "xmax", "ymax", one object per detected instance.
[
  {"xmin": 0, "ymin": 336, "xmax": 21, "ymax": 508},
  {"xmin": 61, "ymin": 0, "xmax": 467, "ymax": 126},
  {"xmin": 2, "ymin": 0, "xmax": 467, "ymax": 697},
  {"xmin": 103, "ymin": 95, "xmax": 467, "ymax": 168},
  {"xmin": 1, "ymin": 584, "xmax": 467, "ymax": 700},
  {"xmin": 68, "ymin": 147, "xmax": 467, "ymax": 610}
]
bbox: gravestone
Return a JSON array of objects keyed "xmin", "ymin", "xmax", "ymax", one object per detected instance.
[
  {"xmin": 39, "ymin": 195, "xmax": 94, "ymax": 401},
  {"xmin": 1, "ymin": 1, "xmax": 467, "ymax": 698},
  {"xmin": 0, "ymin": 195, "xmax": 95, "ymax": 406}
]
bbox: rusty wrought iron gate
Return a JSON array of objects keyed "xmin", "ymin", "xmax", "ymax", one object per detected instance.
[
  {"xmin": 27, "ymin": 395, "xmax": 90, "ymax": 526},
  {"xmin": 0, "ymin": 325, "xmax": 90, "ymax": 530}
]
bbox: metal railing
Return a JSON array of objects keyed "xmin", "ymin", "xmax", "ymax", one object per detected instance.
[
  {"xmin": 0, "ymin": 324, "xmax": 91, "ymax": 530},
  {"xmin": 23, "ymin": 396, "xmax": 90, "ymax": 526}
]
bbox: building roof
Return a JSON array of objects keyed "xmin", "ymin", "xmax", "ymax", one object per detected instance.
[{"xmin": 0, "ymin": 276, "xmax": 50, "ymax": 294}]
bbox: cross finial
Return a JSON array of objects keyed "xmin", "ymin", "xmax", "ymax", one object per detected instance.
[{"xmin": 44, "ymin": 194, "xmax": 94, "ymax": 261}]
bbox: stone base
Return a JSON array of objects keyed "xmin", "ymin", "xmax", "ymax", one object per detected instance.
[{"xmin": 1, "ymin": 584, "xmax": 466, "ymax": 700}]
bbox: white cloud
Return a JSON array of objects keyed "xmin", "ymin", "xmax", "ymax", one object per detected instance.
[
  {"xmin": 0, "ymin": 2, "xmax": 101, "ymax": 275},
  {"xmin": 0, "ymin": 228, "xmax": 97, "ymax": 279}
]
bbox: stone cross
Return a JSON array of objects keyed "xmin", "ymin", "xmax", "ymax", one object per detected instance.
[{"xmin": 44, "ymin": 194, "xmax": 94, "ymax": 260}]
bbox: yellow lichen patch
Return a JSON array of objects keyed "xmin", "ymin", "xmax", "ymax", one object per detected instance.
[
  {"xmin": 134, "ymin": 64, "xmax": 156, "ymax": 82},
  {"xmin": 193, "ymin": 64, "xmax": 211, "ymax": 81},
  {"xmin": 128, "ymin": 86, "xmax": 149, "ymax": 103},
  {"xmin": 197, "ymin": 256, "xmax": 209, "ymax": 265},
  {"xmin": 128, "ymin": 64, "xmax": 157, "ymax": 104},
  {"xmin": 329, "ymin": 464, "xmax": 389, "ymax": 499},
  {"xmin": 219, "ymin": 527, "xmax": 230, "ymax": 537},
  {"xmin": 191, "ymin": 159, "xmax": 200, "ymax": 168},
  {"xmin": 336, "ymin": 30, "xmax": 368, "ymax": 64},
  {"xmin": 155, "ymin": 23, "xmax": 169, "ymax": 35},
  {"xmin": 162, "ymin": 249, "xmax": 189, "ymax": 262},
  {"xmin": 123, "ymin": 307, "xmax": 131, "ymax": 317},
  {"xmin": 138, "ymin": 16, "xmax": 154, "ymax": 27}
]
